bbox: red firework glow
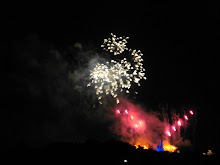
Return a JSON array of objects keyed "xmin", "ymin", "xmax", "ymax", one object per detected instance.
[
  {"xmin": 178, "ymin": 120, "xmax": 182, "ymax": 126},
  {"xmin": 112, "ymin": 98, "xmax": 184, "ymax": 151},
  {"xmin": 167, "ymin": 131, "xmax": 171, "ymax": 137},
  {"xmin": 189, "ymin": 110, "xmax": 194, "ymax": 115},
  {"xmin": 184, "ymin": 115, "xmax": 189, "ymax": 120},
  {"xmin": 116, "ymin": 110, "xmax": 120, "ymax": 114}
]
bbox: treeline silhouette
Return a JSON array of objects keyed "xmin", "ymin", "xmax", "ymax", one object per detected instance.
[{"xmin": 4, "ymin": 139, "xmax": 217, "ymax": 165}]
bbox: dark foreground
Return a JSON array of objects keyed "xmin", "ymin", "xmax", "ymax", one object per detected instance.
[{"xmin": 3, "ymin": 140, "xmax": 217, "ymax": 165}]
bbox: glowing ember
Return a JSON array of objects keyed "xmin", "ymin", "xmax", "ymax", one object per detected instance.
[
  {"xmin": 189, "ymin": 110, "xmax": 194, "ymax": 115},
  {"xmin": 116, "ymin": 110, "xmax": 120, "ymax": 114},
  {"xmin": 178, "ymin": 120, "xmax": 181, "ymax": 126},
  {"xmin": 131, "ymin": 115, "xmax": 134, "ymax": 120},
  {"xmin": 184, "ymin": 115, "xmax": 188, "ymax": 120},
  {"xmin": 167, "ymin": 131, "xmax": 171, "ymax": 137}
]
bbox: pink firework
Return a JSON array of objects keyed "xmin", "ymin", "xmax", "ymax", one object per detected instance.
[
  {"xmin": 184, "ymin": 115, "xmax": 188, "ymax": 120},
  {"xmin": 189, "ymin": 110, "xmax": 194, "ymax": 115},
  {"xmin": 178, "ymin": 120, "xmax": 181, "ymax": 126},
  {"xmin": 167, "ymin": 131, "xmax": 171, "ymax": 137},
  {"xmin": 172, "ymin": 126, "xmax": 176, "ymax": 131},
  {"xmin": 125, "ymin": 110, "xmax": 128, "ymax": 114},
  {"xmin": 116, "ymin": 110, "xmax": 120, "ymax": 114}
]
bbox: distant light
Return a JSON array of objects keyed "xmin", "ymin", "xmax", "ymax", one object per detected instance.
[
  {"xmin": 172, "ymin": 126, "xmax": 176, "ymax": 131},
  {"xmin": 125, "ymin": 110, "xmax": 128, "ymax": 114},
  {"xmin": 116, "ymin": 110, "xmax": 120, "ymax": 114},
  {"xmin": 207, "ymin": 150, "xmax": 213, "ymax": 156},
  {"xmin": 124, "ymin": 160, "xmax": 127, "ymax": 163},
  {"xmin": 184, "ymin": 115, "xmax": 188, "ymax": 120},
  {"xmin": 189, "ymin": 110, "xmax": 194, "ymax": 115},
  {"xmin": 131, "ymin": 115, "xmax": 134, "ymax": 120},
  {"xmin": 178, "ymin": 120, "xmax": 181, "ymax": 126},
  {"xmin": 135, "ymin": 124, "xmax": 138, "ymax": 128}
]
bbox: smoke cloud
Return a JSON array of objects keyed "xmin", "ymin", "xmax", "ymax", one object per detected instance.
[
  {"xmin": 5, "ymin": 34, "xmax": 113, "ymax": 148},
  {"xmin": 110, "ymin": 98, "xmax": 191, "ymax": 150}
]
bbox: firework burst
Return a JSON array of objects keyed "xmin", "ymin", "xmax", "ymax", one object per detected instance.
[
  {"xmin": 88, "ymin": 33, "xmax": 146, "ymax": 104},
  {"xmin": 101, "ymin": 33, "xmax": 129, "ymax": 55}
]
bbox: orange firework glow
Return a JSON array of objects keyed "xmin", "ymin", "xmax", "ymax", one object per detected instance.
[
  {"xmin": 112, "ymin": 99, "xmax": 181, "ymax": 153},
  {"xmin": 134, "ymin": 144, "xmax": 149, "ymax": 150},
  {"xmin": 142, "ymin": 145, "xmax": 149, "ymax": 150},
  {"xmin": 134, "ymin": 140, "xmax": 177, "ymax": 152},
  {"xmin": 163, "ymin": 143, "xmax": 177, "ymax": 152}
]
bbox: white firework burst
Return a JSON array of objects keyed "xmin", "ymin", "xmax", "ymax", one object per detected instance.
[
  {"xmin": 89, "ymin": 33, "xmax": 146, "ymax": 104},
  {"xmin": 101, "ymin": 33, "xmax": 129, "ymax": 55}
]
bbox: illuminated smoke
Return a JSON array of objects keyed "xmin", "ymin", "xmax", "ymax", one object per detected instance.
[
  {"xmin": 110, "ymin": 98, "xmax": 192, "ymax": 151},
  {"xmin": 111, "ymin": 98, "xmax": 173, "ymax": 150}
]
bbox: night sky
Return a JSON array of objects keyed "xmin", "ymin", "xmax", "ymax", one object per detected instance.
[{"xmin": 3, "ymin": 2, "xmax": 219, "ymax": 153}]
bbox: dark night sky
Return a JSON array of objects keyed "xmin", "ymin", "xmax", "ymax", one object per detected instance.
[{"xmin": 3, "ymin": 2, "xmax": 219, "ymax": 152}]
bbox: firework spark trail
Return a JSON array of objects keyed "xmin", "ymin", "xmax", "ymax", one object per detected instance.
[{"xmin": 88, "ymin": 33, "xmax": 146, "ymax": 104}]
